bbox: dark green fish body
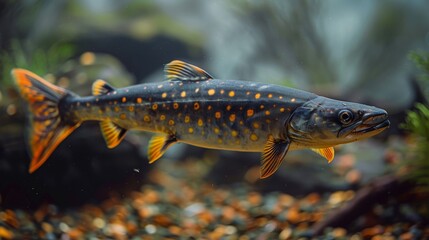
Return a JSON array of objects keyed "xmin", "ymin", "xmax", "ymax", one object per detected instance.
[
  {"xmin": 64, "ymin": 79, "xmax": 316, "ymax": 152},
  {"xmin": 13, "ymin": 60, "xmax": 390, "ymax": 178}
]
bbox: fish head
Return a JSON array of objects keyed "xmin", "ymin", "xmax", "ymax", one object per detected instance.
[{"xmin": 287, "ymin": 96, "xmax": 390, "ymax": 147}]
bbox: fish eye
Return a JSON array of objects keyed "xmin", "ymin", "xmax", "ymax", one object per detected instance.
[{"xmin": 338, "ymin": 110, "xmax": 354, "ymax": 125}]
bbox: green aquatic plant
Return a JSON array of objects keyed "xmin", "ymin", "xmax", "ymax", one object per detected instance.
[
  {"xmin": 402, "ymin": 51, "xmax": 429, "ymax": 188},
  {"xmin": 403, "ymin": 103, "xmax": 429, "ymax": 187}
]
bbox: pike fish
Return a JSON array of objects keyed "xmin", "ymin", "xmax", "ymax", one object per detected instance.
[{"xmin": 12, "ymin": 60, "xmax": 390, "ymax": 178}]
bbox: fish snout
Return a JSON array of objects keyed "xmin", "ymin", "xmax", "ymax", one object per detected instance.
[{"xmin": 358, "ymin": 110, "xmax": 390, "ymax": 133}]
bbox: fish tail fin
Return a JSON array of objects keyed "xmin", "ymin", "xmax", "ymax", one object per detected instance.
[{"xmin": 12, "ymin": 69, "xmax": 81, "ymax": 173}]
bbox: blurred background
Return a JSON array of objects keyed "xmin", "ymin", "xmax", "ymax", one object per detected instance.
[{"xmin": 0, "ymin": 0, "xmax": 429, "ymax": 239}]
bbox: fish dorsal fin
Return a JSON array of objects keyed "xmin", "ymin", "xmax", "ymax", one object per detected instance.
[
  {"xmin": 92, "ymin": 79, "xmax": 115, "ymax": 96},
  {"xmin": 311, "ymin": 147, "xmax": 335, "ymax": 163},
  {"xmin": 164, "ymin": 60, "xmax": 213, "ymax": 81},
  {"xmin": 100, "ymin": 121, "xmax": 127, "ymax": 148},
  {"xmin": 148, "ymin": 134, "xmax": 177, "ymax": 164},
  {"xmin": 260, "ymin": 135, "xmax": 291, "ymax": 179}
]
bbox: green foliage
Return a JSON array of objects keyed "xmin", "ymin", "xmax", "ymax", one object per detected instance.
[
  {"xmin": 409, "ymin": 51, "xmax": 429, "ymax": 96},
  {"xmin": 0, "ymin": 40, "xmax": 75, "ymax": 106},
  {"xmin": 403, "ymin": 103, "xmax": 429, "ymax": 186},
  {"xmin": 409, "ymin": 51, "xmax": 429, "ymax": 75},
  {"xmin": 403, "ymin": 51, "xmax": 429, "ymax": 188}
]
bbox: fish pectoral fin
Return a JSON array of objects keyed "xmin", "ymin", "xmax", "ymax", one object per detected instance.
[
  {"xmin": 164, "ymin": 60, "xmax": 213, "ymax": 81},
  {"xmin": 92, "ymin": 79, "xmax": 115, "ymax": 96},
  {"xmin": 260, "ymin": 135, "xmax": 291, "ymax": 179},
  {"xmin": 148, "ymin": 134, "xmax": 177, "ymax": 164},
  {"xmin": 100, "ymin": 121, "xmax": 127, "ymax": 148},
  {"xmin": 311, "ymin": 147, "xmax": 335, "ymax": 163}
]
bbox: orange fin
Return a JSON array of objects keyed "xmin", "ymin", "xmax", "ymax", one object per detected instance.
[
  {"xmin": 11, "ymin": 69, "xmax": 80, "ymax": 173},
  {"xmin": 164, "ymin": 60, "xmax": 213, "ymax": 81},
  {"xmin": 260, "ymin": 135, "xmax": 290, "ymax": 179},
  {"xmin": 92, "ymin": 79, "xmax": 115, "ymax": 96},
  {"xmin": 148, "ymin": 134, "xmax": 177, "ymax": 164},
  {"xmin": 100, "ymin": 121, "xmax": 127, "ymax": 148},
  {"xmin": 311, "ymin": 147, "xmax": 335, "ymax": 163}
]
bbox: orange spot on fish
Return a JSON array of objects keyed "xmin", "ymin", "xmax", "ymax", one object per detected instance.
[
  {"xmin": 247, "ymin": 109, "xmax": 254, "ymax": 117},
  {"xmin": 229, "ymin": 114, "xmax": 236, "ymax": 122},
  {"xmin": 122, "ymin": 97, "xmax": 127, "ymax": 103},
  {"xmin": 185, "ymin": 115, "xmax": 190, "ymax": 123},
  {"xmin": 198, "ymin": 118, "xmax": 204, "ymax": 126},
  {"xmin": 208, "ymin": 89, "xmax": 215, "ymax": 96},
  {"xmin": 255, "ymin": 93, "xmax": 261, "ymax": 99},
  {"xmin": 265, "ymin": 110, "xmax": 271, "ymax": 116},
  {"xmin": 160, "ymin": 115, "xmax": 166, "ymax": 121},
  {"xmin": 144, "ymin": 115, "xmax": 151, "ymax": 122},
  {"xmin": 208, "ymin": 105, "xmax": 212, "ymax": 110},
  {"xmin": 231, "ymin": 130, "xmax": 238, "ymax": 137},
  {"xmin": 168, "ymin": 120, "xmax": 175, "ymax": 126},
  {"xmin": 228, "ymin": 91, "xmax": 235, "ymax": 97},
  {"xmin": 173, "ymin": 103, "xmax": 179, "ymax": 109},
  {"xmin": 260, "ymin": 105, "xmax": 265, "ymax": 109},
  {"xmin": 291, "ymin": 98, "xmax": 296, "ymax": 102},
  {"xmin": 180, "ymin": 91, "xmax": 187, "ymax": 97},
  {"xmin": 250, "ymin": 133, "xmax": 259, "ymax": 141},
  {"xmin": 220, "ymin": 89, "xmax": 225, "ymax": 94},
  {"xmin": 215, "ymin": 112, "xmax": 221, "ymax": 119},
  {"xmin": 268, "ymin": 93, "xmax": 273, "ymax": 98},
  {"xmin": 280, "ymin": 107, "xmax": 285, "ymax": 112},
  {"xmin": 120, "ymin": 113, "xmax": 126, "ymax": 120},
  {"xmin": 128, "ymin": 106, "xmax": 134, "ymax": 112},
  {"xmin": 226, "ymin": 105, "xmax": 232, "ymax": 111},
  {"xmin": 137, "ymin": 98, "xmax": 142, "ymax": 103},
  {"xmin": 193, "ymin": 102, "xmax": 200, "ymax": 110},
  {"xmin": 114, "ymin": 106, "xmax": 120, "ymax": 112},
  {"xmin": 152, "ymin": 104, "xmax": 158, "ymax": 110},
  {"xmin": 214, "ymin": 127, "xmax": 220, "ymax": 134},
  {"xmin": 253, "ymin": 122, "xmax": 260, "ymax": 129},
  {"xmin": 188, "ymin": 127, "xmax": 194, "ymax": 133},
  {"xmin": 161, "ymin": 92, "xmax": 167, "ymax": 98}
]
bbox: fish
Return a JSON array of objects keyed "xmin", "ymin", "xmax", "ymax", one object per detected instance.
[{"xmin": 12, "ymin": 60, "xmax": 390, "ymax": 178}]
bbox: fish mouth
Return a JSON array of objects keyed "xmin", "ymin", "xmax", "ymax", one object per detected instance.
[{"xmin": 338, "ymin": 111, "xmax": 390, "ymax": 138}]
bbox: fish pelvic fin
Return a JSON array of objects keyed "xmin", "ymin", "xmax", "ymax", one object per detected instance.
[
  {"xmin": 92, "ymin": 79, "xmax": 115, "ymax": 96},
  {"xmin": 100, "ymin": 121, "xmax": 127, "ymax": 148},
  {"xmin": 12, "ymin": 69, "xmax": 81, "ymax": 173},
  {"xmin": 260, "ymin": 135, "xmax": 290, "ymax": 179},
  {"xmin": 148, "ymin": 134, "xmax": 177, "ymax": 164},
  {"xmin": 311, "ymin": 147, "xmax": 335, "ymax": 163},
  {"xmin": 164, "ymin": 60, "xmax": 213, "ymax": 81}
]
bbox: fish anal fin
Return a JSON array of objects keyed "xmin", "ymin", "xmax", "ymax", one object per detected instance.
[
  {"xmin": 311, "ymin": 147, "xmax": 335, "ymax": 163},
  {"xmin": 148, "ymin": 134, "xmax": 177, "ymax": 164},
  {"xmin": 92, "ymin": 79, "xmax": 115, "ymax": 96},
  {"xmin": 164, "ymin": 60, "xmax": 213, "ymax": 81},
  {"xmin": 100, "ymin": 121, "xmax": 127, "ymax": 148},
  {"xmin": 260, "ymin": 135, "xmax": 290, "ymax": 179}
]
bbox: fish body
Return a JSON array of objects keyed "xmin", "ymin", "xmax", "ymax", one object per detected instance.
[
  {"xmin": 64, "ymin": 79, "xmax": 315, "ymax": 151},
  {"xmin": 12, "ymin": 60, "xmax": 390, "ymax": 178}
]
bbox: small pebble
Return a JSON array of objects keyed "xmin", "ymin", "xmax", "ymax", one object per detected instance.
[
  {"xmin": 145, "ymin": 224, "xmax": 157, "ymax": 234},
  {"xmin": 279, "ymin": 227, "xmax": 292, "ymax": 240},
  {"xmin": 93, "ymin": 218, "xmax": 105, "ymax": 229},
  {"xmin": 346, "ymin": 169, "xmax": 362, "ymax": 184}
]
